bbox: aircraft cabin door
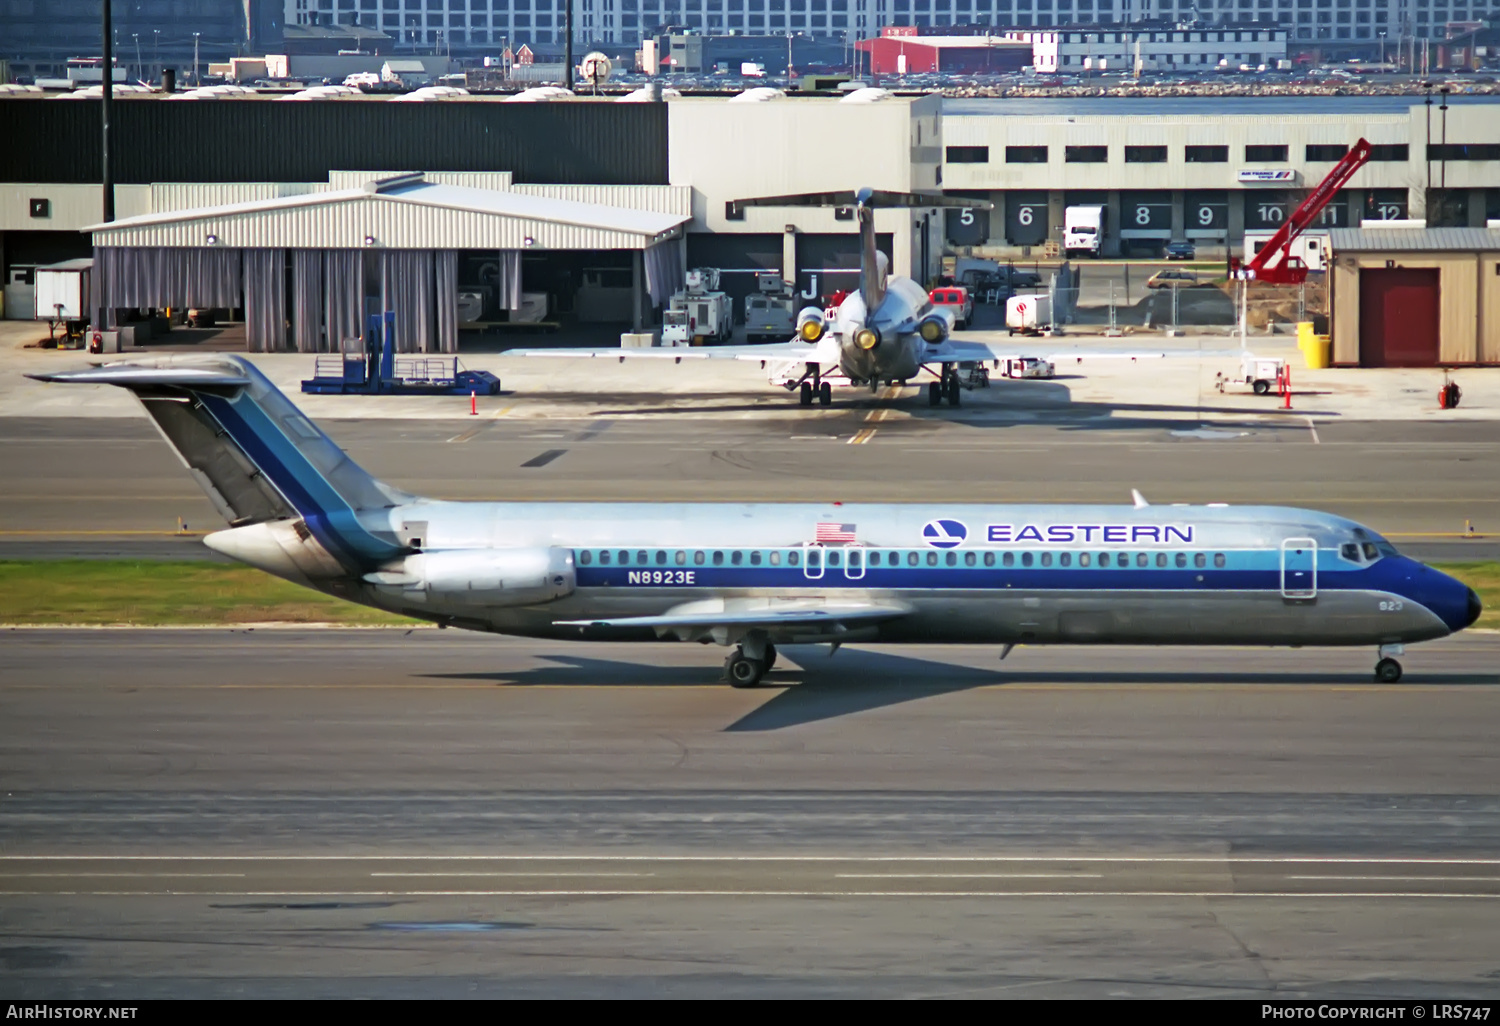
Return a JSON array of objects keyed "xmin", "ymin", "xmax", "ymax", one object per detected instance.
[
  {"xmin": 802, "ymin": 543, "xmax": 825, "ymax": 580},
  {"xmin": 1280, "ymin": 538, "xmax": 1318, "ymax": 600},
  {"xmin": 844, "ymin": 546, "xmax": 866, "ymax": 581}
]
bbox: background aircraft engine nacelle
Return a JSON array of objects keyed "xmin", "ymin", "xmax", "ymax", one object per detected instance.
[
  {"xmin": 917, "ymin": 314, "xmax": 950, "ymax": 343},
  {"xmin": 393, "ymin": 547, "xmax": 576, "ymax": 607},
  {"xmin": 796, "ymin": 307, "xmax": 827, "ymax": 342}
]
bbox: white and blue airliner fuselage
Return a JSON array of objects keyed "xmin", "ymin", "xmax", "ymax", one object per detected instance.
[{"xmin": 35, "ymin": 356, "xmax": 1481, "ymax": 686}]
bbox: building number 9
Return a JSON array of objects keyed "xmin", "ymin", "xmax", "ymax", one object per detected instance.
[{"xmin": 1197, "ymin": 206, "xmax": 1215, "ymax": 226}]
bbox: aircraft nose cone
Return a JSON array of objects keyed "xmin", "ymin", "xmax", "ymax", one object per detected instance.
[{"xmin": 1464, "ymin": 587, "xmax": 1483, "ymax": 630}]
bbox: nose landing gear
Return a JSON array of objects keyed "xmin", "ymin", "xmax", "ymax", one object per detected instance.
[{"xmin": 1374, "ymin": 644, "xmax": 1404, "ymax": 683}]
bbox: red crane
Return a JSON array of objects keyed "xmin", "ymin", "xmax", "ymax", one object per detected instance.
[{"xmin": 1231, "ymin": 137, "xmax": 1372, "ymax": 285}]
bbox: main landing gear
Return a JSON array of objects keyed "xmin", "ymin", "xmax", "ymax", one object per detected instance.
[
  {"xmin": 1374, "ymin": 644, "xmax": 1403, "ymax": 683},
  {"xmin": 798, "ymin": 367, "xmax": 832, "ymax": 407},
  {"xmin": 928, "ymin": 365, "xmax": 962, "ymax": 407},
  {"xmin": 724, "ymin": 639, "xmax": 776, "ymax": 688}
]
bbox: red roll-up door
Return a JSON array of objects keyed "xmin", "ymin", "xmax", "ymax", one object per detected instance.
[{"xmin": 1358, "ymin": 267, "xmax": 1440, "ymax": 367}]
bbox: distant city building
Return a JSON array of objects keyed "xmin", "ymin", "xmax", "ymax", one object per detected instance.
[
  {"xmin": 1029, "ymin": 21, "xmax": 1290, "ymax": 72},
  {"xmin": 279, "ymin": 0, "xmax": 1497, "ymax": 52},
  {"xmin": 0, "ymin": 1, "xmax": 279, "ymax": 80}
]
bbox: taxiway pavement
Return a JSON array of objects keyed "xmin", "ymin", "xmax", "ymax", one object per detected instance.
[{"xmin": 3, "ymin": 629, "xmax": 1500, "ymax": 997}]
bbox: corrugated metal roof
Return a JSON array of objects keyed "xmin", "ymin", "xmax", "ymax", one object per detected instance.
[
  {"xmin": 1329, "ymin": 226, "xmax": 1500, "ymax": 252},
  {"xmin": 87, "ymin": 176, "xmax": 690, "ymax": 250}
]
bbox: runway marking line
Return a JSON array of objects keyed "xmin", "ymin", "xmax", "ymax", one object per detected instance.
[
  {"xmin": 10, "ymin": 856, "xmax": 1500, "ymax": 864},
  {"xmin": 1286, "ymin": 875, "xmax": 1500, "ymax": 882},
  {"xmin": 369, "ymin": 872, "xmax": 654, "ymax": 878},
  {"xmin": 0, "ymin": 873, "xmax": 246, "ymax": 878},
  {"xmin": 836, "ymin": 873, "xmax": 1105, "ymax": 880},
  {"xmin": 4, "ymin": 890, "xmax": 1499, "ymax": 900}
]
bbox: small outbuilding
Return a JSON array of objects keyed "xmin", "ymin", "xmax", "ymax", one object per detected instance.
[{"xmin": 1329, "ymin": 225, "xmax": 1500, "ymax": 367}]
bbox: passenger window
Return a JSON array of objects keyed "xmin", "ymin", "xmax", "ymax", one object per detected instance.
[
  {"xmin": 1059, "ymin": 552, "xmax": 1072, "ymax": 567},
  {"xmin": 600, "ymin": 550, "xmax": 611, "ymax": 565},
  {"xmin": 927, "ymin": 552, "xmax": 939, "ymax": 566},
  {"xmin": 675, "ymin": 551, "xmax": 687, "ymax": 565},
  {"xmin": 1156, "ymin": 553, "xmax": 1168, "ymax": 568},
  {"xmin": 908, "ymin": 552, "xmax": 920, "ymax": 566},
  {"xmin": 1096, "ymin": 553, "xmax": 1108, "ymax": 567},
  {"xmin": 1175, "ymin": 553, "xmax": 1188, "ymax": 568},
  {"xmin": 750, "ymin": 551, "xmax": 762, "ymax": 566},
  {"xmin": 869, "ymin": 552, "xmax": 880, "ymax": 567},
  {"xmin": 1040, "ymin": 552, "xmax": 1053, "ymax": 567},
  {"xmin": 945, "ymin": 552, "xmax": 957, "ymax": 566},
  {"xmin": 1079, "ymin": 553, "xmax": 1090, "ymax": 567},
  {"xmin": 984, "ymin": 552, "xmax": 996, "ymax": 567},
  {"xmin": 828, "ymin": 551, "xmax": 841, "ymax": 567},
  {"xmin": 637, "ymin": 550, "xmax": 648, "ymax": 565},
  {"xmin": 1021, "ymin": 552, "xmax": 1033, "ymax": 567},
  {"xmin": 656, "ymin": 551, "xmax": 668, "ymax": 565},
  {"xmin": 1002, "ymin": 552, "xmax": 1014, "ymax": 567},
  {"xmin": 731, "ymin": 551, "xmax": 744, "ymax": 565},
  {"xmin": 964, "ymin": 552, "xmax": 977, "ymax": 567},
  {"xmin": 788, "ymin": 550, "xmax": 800, "ymax": 566},
  {"xmin": 1213, "ymin": 553, "xmax": 1226, "ymax": 568},
  {"xmin": 1194, "ymin": 553, "xmax": 1206, "ymax": 569},
  {"xmin": 579, "ymin": 550, "xmax": 592, "ymax": 565},
  {"xmin": 694, "ymin": 551, "xmax": 705, "ymax": 566},
  {"xmin": 712, "ymin": 551, "xmax": 724, "ymax": 566},
  {"xmin": 769, "ymin": 550, "xmax": 781, "ymax": 566},
  {"xmin": 1136, "ymin": 553, "xmax": 1148, "ymax": 568},
  {"xmin": 807, "ymin": 549, "xmax": 821, "ymax": 568}
]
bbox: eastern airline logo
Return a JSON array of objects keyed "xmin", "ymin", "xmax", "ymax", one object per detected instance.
[{"xmin": 923, "ymin": 519, "xmax": 968, "ymax": 549}]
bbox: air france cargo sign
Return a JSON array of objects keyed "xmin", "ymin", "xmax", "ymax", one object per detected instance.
[
  {"xmin": 1237, "ymin": 169, "xmax": 1297, "ymax": 184},
  {"xmin": 924, "ymin": 519, "xmax": 1195, "ymax": 546}
]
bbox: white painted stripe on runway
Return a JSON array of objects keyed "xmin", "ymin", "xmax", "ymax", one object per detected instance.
[
  {"xmin": 1286, "ymin": 875, "xmax": 1500, "ymax": 882},
  {"xmin": 835, "ymin": 873, "xmax": 1105, "ymax": 880},
  {"xmin": 368, "ymin": 872, "xmax": 653, "ymax": 878},
  {"xmin": 1304, "ymin": 416, "xmax": 1321, "ymax": 444},
  {"xmin": 0, "ymin": 872, "xmax": 246, "ymax": 878},
  {"xmin": 8, "ymin": 855, "xmax": 1500, "ymax": 864},
  {"xmin": 5, "ymin": 890, "xmax": 1500, "ymax": 899}
]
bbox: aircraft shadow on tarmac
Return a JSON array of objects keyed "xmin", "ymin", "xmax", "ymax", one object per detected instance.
[{"xmin": 425, "ymin": 649, "xmax": 1499, "ymax": 732}]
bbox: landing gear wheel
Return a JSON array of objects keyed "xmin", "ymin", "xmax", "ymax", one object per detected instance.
[
  {"xmin": 929, "ymin": 381, "xmax": 943, "ymax": 406},
  {"xmin": 946, "ymin": 375, "xmax": 962, "ymax": 407},
  {"xmin": 725, "ymin": 649, "xmax": 767, "ymax": 688},
  {"xmin": 763, "ymin": 643, "xmax": 777, "ymax": 672},
  {"xmin": 818, "ymin": 381, "xmax": 832, "ymax": 406},
  {"xmin": 1374, "ymin": 657, "xmax": 1403, "ymax": 683},
  {"xmin": 800, "ymin": 381, "xmax": 813, "ymax": 406}
]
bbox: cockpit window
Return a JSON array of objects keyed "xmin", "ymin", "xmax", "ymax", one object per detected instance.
[
  {"xmin": 1361, "ymin": 542, "xmax": 1379, "ymax": 561},
  {"xmin": 1341, "ymin": 543, "xmax": 1362, "ymax": 562}
]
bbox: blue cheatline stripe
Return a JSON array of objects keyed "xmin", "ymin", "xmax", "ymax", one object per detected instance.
[
  {"xmin": 571, "ymin": 548, "xmax": 1416, "ymax": 596},
  {"xmin": 195, "ymin": 392, "xmax": 401, "ymax": 568}
]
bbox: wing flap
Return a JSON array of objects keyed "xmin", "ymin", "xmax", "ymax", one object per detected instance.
[{"xmin": 557, "ymin": 601, "xmax": 911, "ymax": 631}]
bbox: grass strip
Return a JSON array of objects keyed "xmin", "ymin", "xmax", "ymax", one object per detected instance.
[
  {"xmin": 0, "ymin": 560, "xmax": 417, "ymax": 626},
  {"xmin": 0, "ymin": 559, "xmax": 1495, "ymax": 630}
]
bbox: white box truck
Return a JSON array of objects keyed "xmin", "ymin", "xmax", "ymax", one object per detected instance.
[{"xmin": 1063, "ymin": 205, "xmax": 1106, "ymax": 258}]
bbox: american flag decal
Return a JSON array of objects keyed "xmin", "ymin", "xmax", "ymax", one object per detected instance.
[{"xmin": 815, "ymin": 522, "xmax": 858, "ymax": 543}]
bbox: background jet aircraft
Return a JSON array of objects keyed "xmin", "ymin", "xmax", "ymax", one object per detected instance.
[{"xmin": 515, "ymin": 188, "xmax": 1223, "ymax": 408}]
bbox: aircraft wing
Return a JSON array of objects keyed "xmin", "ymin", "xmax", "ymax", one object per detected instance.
[
  {"xmin": 508, "ymin": 340, "xmax": 837, "ymax": 364},
  {"xmin": 924, "ymin": 340, "xmax": 1244, "ymax": 364},
  {"xmin": 556, "ymin": 600, "xmax": 911, "ymax": 632}
]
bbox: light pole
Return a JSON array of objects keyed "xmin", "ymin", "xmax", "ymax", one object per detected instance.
[
  {"xmin": 1378, "ymin": 30, "xmax": 1385, "ymax": 66},
  {"xmin": 193, "ymin": 32, "xmax": 200, "ymax": 86},
  {"xmin": 102, "ymin": 0, "xmax": 114, "ymax": 223},
  {"xmin": 152, "ymin": 28, "xmax": 159, "ymax": 83},
  {"xmin": 132, "ymin": 33, "xmax": 141, "ymax": 81}
]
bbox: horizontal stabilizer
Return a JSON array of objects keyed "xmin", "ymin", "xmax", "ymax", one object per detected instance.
[
  {"xmin": 26, "ymin": 364, "xmax": 251, "ymax": 389},
  {"xmin": 557, "ymin": 601, "xmax": 910, "ymax": 631}
]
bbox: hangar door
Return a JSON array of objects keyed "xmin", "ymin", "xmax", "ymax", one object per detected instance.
[
  {"xmin": 686, "ymin": 233, "xmax": 783, "ymax": 316},
  {"xmin": 1358, "ymin": 268, "xmax": 1440, "ymax": 367},
  {"xmin": 796, "ymin": 232, "xmax": 894, "ymax": 305}
]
